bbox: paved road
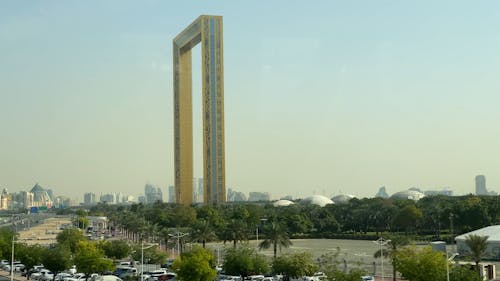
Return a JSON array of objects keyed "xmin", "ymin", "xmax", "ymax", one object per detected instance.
[{"xmin": 0, "ymin": 271, "xmax": 23, "ymax": 281}]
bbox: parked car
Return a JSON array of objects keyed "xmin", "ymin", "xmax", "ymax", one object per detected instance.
[
  {"xmin": 361, "ymin": 276, "xmax": 375, "ymax": 281},
  {"xmin": 13, "ymin": 262, "xmax": 25, "ymax": 272},
  {"xmin": 54, "ymin": 272, "xmax": 73, "ymax": 281},
  {"xmin": 155, "ymin": 273, "xmax": 176, "ymax": 281},
  {"xmin": 31, "ymin": 269, "xmax": 53, "ymax": 281},
  {"xmin": 245, "ymin": 275, "xmax": 264, "ymax": 281},
  {"xmin": 23, "ymin": 266, "xmax": 45, "ymax": 277},
  {"xmin": 148, "ymin": 269, "xmax": 168, "ymax": 279},
  {"xmin": 39, "ymin": 271, "xmax": 55, "ymax": 281},
  {"xmin": 94, "ymin": 275, "xmax": 123, "ymax": 281},
  {"xmin": 67, "ymin": 265, "xmax": 77, "ymax": 275},
  {"xmin": 219, "ymin": 276, "xmax": 242, "ymax": 281},
  {"xmin": 64, "ymin": 273, "xmax": 86, "ymax": 281},
  {"xmin": 114, "ymin": 267, "xmax": 137, "ymax": 279}
]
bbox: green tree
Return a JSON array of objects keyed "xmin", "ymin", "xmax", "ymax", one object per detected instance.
[
  {"xmin": 42, "ymin": 245, "xmax": 73, "ymax": 280},
  {"xmin": 191, "ymin": 220, "xmax": 217, "ymax": 248},
  {"xmin": 223, "ymin": 246, "xmax": 269, "ymax": 277},
  {"xmin": 449, "ymin": 266, "xmax": 482, "ymax": 281},
  {"xmin": 220, "ymin": 219, "xmax": 248, "ymax": 248},
  {"xmin": 258, "ymin": 220, "xmax": 292, "ymax": 258},
  {"xmin": 170, "ymin": 206, "xmax": 197, "ymax": 227},
  {"xmin": 316, "ymin": 249, "xmax": 369, "ymax": 281},
  {"xmin": 102, "ymin": 240, "xmax": 131, "ymax": 261},
  {"xmin": 15, "ymin": 243, "xmax": 47, "ymax": 271},
  {"xmin": 272, "ymin": 252, "xmax": 318, "ymax": 279},
  {"xmin": 171, "ymin": 246, "xmax": 216, "ymax": 281},
  {"xmin": 56, "ymin": 228, "xmax": 86, "ymax": 253},
  {"xmin": 131, "ymin": 244, "xmax": 167, "ymax": 265},
  {"xmin": 373, "ymin": 235, "xmax": 410, "ymax": 281},
  {"xmin": 74, "ymin": 241, "xmax": 114, "ymax": 278},
  {"xmin": 0, "ymin": 228, "xmax": 16, "ymax": 259},
  {"xmin": 464, "ymin": 234, "xmax": 489, "ymax": 277},
  {"xmin": 392, "ymin": 204, "xmax": 423, "ymax": 234},
  {"xmin": 393, "ymin": 245, "xmax": 446, "ymax": 281}
]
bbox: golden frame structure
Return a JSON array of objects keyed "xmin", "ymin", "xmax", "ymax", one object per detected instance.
[{"xmin": 173, "ymin": 15, "xmax": 225, "ymax": 205}]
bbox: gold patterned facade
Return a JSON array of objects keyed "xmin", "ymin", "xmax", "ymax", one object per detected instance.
[{"xmin": 173, "ymin": 15, "xmax": 225, "ymax": 205}]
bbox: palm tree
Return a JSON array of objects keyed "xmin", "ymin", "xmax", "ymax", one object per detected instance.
[
  {"xmin": 465, "ymin": 234, "xmax": 489, "ymax": 277},
  {"xmin": 373, "ymin": 235, "xmax": 410, "ymax": 281},
  {"xmin": 258, "ymin": 220, "xmax": 292, "ymax": 258},
  {"xmin": 191, "ymin": 220, "xmax": 217, "ymax": 248},
  {"xmin": 221, "ymin": 219, "xmax": 248, "ymax": 248}
]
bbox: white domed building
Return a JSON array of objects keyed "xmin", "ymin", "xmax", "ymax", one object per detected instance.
[
  {"xmin": 272, "ymin": 199, "xmax": 295, "ymax": 207},
  {"xmin": 390, "ymin": 189, "xmax": 425, "ymax": 201},
  {"xmin": 331, "ymin": 194, "xmax": 356, "ymax": 204},
  {"xmin": 301, "ymin": 195, "xmax": 334, "ymax": 207}
]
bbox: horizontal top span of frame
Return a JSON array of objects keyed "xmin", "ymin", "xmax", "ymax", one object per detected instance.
[{"xmin": 173, "ymin": 15, "xmax": 222, "ymax": 49}]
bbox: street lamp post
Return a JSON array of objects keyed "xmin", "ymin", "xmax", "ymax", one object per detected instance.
[
  {"xmin": 373, "ymin": 237, "xmax": 390, "ymax": 281},
  {"xmin": 169, "ymin": 230, "xmax": 189, "ymax": 258},
  {"xmin": 446, "ymin": 252, "xmax": 459, "ymax": 281},
  {"xmin": 141, "ymin": 241, "xmax": 158, "ymax": 281},
  {"xmin": 10, "ymin": 236, "xmax": 14, "ymax": 281}
]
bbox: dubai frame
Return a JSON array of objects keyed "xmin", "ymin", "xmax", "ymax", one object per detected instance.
[{"xmin": 173, "ymin": 15, "xmax": 225, "ymax": 205}]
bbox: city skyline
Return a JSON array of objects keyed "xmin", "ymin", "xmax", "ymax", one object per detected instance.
[{"xmin": 1, "ymin": 1, "xmax": 500, "ymax": 200}]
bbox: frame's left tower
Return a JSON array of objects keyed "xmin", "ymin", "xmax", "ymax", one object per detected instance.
[{"xmin": 173, "ymin": 15, "xmax": 225, "ymax": 205}]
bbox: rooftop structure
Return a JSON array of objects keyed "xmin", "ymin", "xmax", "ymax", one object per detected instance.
[{"xmin": 301, "ymin": 195, "xmax": 334, "ymax": 207}]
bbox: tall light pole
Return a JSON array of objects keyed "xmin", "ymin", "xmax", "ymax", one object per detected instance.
[
  {"xmin": 446, "ymin": 252, "xmax": 459, "ymax": 281},
  {"xmin": 141, "ymin": 241, "xmax": 158, "ymax": 281},
  {"xmin": 373, "ymin": 237, "xmax": 390, "ymax": 281},
  {"xmin": 169, "ymin": 230, "xmax": 188, "ymax": 258},
  {"xmin": 10, "ymin": 236, "xmax": 14, "ymax": 281}
]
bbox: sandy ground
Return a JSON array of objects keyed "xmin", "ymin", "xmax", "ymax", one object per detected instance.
[{"xmin": 17, "ymin": 217, "xmax": 72, "ymax": 245}]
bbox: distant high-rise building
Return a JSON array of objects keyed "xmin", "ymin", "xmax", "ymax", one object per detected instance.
[
  {"xmin": 55, "ymin": 196, "xmax": 74, "ymax": 208},
  {"xmin": 375, "ymin": 186, "xmax": 389, "ymax": 198},
  {"xmin": 168, "ymin": 185, "xmax": 175, "ymax": 203},
  {"xmin": 475, "ymin": 175, "xmax": 488, "ymax": 195},
  {"xmin": 116, "ymin": 192, "xmax": 124, "ymax": 204},
  {"xmin": 124, "ymin": 195, "xmax": 135, "ymax": 203},
  {"xmin": 16, "ymin": 191, "xmax": 33, "ymax": 209},
  {"xmin": 248, "ymin": 192, "xmax": 270, "ymax": 202},
  {"xmin": 100, "ymin": 193, "xmax": 116, "ymax": 204},
  {"xmin": 193, "ymin": 178, "xmax": 204, "ymax": 203},
  {"xmin": 84, "ymin": 193, "xmax": 96, "ymax": 206},
  {"xmin": 144, "ymin": 184, "xmax": 162, "ymax": 204},
  {"xmin": 0, "ymin": 189, "xmax": 10, "ymax": 210},
  {"xmin": 227, "ymin": 188, "xmax": 247, "ymax": 202}
]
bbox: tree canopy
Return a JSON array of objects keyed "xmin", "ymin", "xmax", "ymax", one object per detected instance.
[
  {"xmin": 223, "ymin": 246, "xmax": 269, "ymax": 277},
  {"xmin": 172, "ymin": 246, "xmax": 216, "ymax": 281}
]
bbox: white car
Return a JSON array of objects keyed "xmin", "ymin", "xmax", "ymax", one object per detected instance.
[
  {"xmin": 361, "ymin": 276, "xmax": 375, "ymax": 281},
  {"xmin": 31, "ymin": 269, "xmax": 53, "ymax": 280},
  {"xmin": 39, "ymin": 271, "xmax": 55, "ymax": 281},
  {"xmin": 55, "ymin": 272, "xmax": 73, "ymax": 281},
  {"xmin": 94, "ymin": 276, "xmax": 123, "ymax": 281},
  {"xmin": 64, "ymin": 273, "xmax": 87, "ymax": 281},
  {"xmin": 13, "ymin": 262, "xmax": 25, "ymax": 271}
]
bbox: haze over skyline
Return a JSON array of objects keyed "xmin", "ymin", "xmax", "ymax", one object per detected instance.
[{"xmin": 1, "ymin": 1, "xmax": 499, "ymax": 201}]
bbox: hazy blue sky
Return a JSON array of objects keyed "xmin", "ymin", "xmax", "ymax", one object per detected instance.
[{"xmin": 1, "ymin": 1, "xmax": 499, "ymax": 201}]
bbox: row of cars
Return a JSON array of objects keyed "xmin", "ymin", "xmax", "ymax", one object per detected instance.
[
  {"xmin": 0, "ymin": 259, "xmax": 25, "ymax": 272},
  {"xmin": 216, "ymin": 272, "xmax": 325, "ymax": 281},
  {"xmin": 114, "ymin": 266, "xmax": 176, "ymax": 281},
  {"xmin": 3, "ymin": 263, "xmax": 124, "ymax": 281}
]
